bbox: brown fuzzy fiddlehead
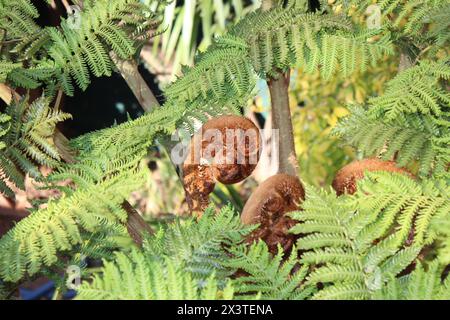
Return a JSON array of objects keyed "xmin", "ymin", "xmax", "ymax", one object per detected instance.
[
  {"xmin": 182, "ymin": 115, "xmax": 261, "ymax": 213},
  {"xmin": 241, "ymin": 173, "xmax": 305, "ymax": 254},
  {"xmin": 332, "ymin": 158, "xmax": 414, "ymax": 196}
]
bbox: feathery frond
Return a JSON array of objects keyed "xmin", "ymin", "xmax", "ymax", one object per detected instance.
[
  {"xmin": 0, "ymin": 97, "xmax": 71, "ymax": 197},
  {"xmin": 290, "ymin": 172, "xmax": 448, "ymax": 300},
  {"xmin": 0, "ymin": 169, "xmax": 145, "ymax": 282},
  {"xmin": 143, "ymin": 205, "xmax": 255, "ymax": 283},
  {"xmin": 372, "ymin": 260, "xmax": 450, "ymax": 300},
  {"xmin": 76, "ymin": 250, "xmax": 235, "ymax": 300},
  {"xmin": 226, "ymin": 241, "xmax": 315, "ymax": 300},
  {"xmin": 333, "ymin": 60, "xmax": 450, "ymax": 178},
  {"xmin": 2, "ymin": 0, "xmax": 159, "ymax": 95}
]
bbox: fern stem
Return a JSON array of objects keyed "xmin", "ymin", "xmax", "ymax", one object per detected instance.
[
  {"xmin": 122, "ymin": 201, "xmax": 154, "ymax": 245},
  {"xmin": 110, "ymin": 53, "xmax": 160, "ymax": 112}
]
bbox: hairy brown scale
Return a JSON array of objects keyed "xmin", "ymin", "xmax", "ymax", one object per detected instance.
[
  {"xmin": 183, "ymin": 115, "xmax": 261, "ymax": 212},
  {"xmin": 332, "ymin": 158, "xmax": 413, "ymax": 196},
  {"xmin": 241, "ymin": 174, "xmax": 305, "ymax": 254}
]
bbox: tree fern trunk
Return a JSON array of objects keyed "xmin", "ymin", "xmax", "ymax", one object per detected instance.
[
  {"xmin": 263, "ymin": 0, "xmax": 298, "ymax": 176},
  {"xmin": 268, "ymin": 72, "xmax": 298, "ymax": 176}
]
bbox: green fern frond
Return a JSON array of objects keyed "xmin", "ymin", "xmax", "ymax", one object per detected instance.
[
  {"xmin": 429, "ymin": 204, "xmax": 450, "ymax": 265},
  {"xmin": 164, "ymin": 37, "xmax": 252, "ymax": 101},
  {"xmin": 0, "ymin": 169, "xmax": 145, "ymax": 282},
  {"xmin": 333, "ymin": 61, "xmax": 450, "ymax": 179},
  {"xmin": 368, "ymin": 61, "xmax": 450, "ymax": 120},
  {"xmin": 372, "ymin": 260, "xmax": 450, "ymax": 300},
  {"xmin": 143, "ymin": 205, "xmax": 255, "ymax": 283},
  {"xmin": 0, "ymin": 0, "xmax": 40, "ymax": 40},
  {"xmin": 289, "ymin": 175, "xmax": 447, "ymax": 300},
  {"xmin": 229, "ymin": 9, "xmax": 392, "ymax": 78},
  {"xmin": 70, "ymin": 103, "xmax": 181, "ymax": 164},
  {"xmin": 0, "ymin": 61, "xmax": 22, "ymax": 83},
  {"xmin": 351, "ymin": 172, "xmax": 449, "ymax": 246},
  {"xmin": 76, "ymin": 250, "xmax": 235, "ymax": 300},
  {"xmin": 226, "ymin": 241, "xmax": 316, "ymax": 300},
  {"xmin": 336, "ymin": 0, "xmax": 449, "ymax": 50},
  {"xmin": 2, "ymin": 0, "xmax": 159, "ymax": 95},
  {"xmin": 334, "ymin": 108, "xmax": 447, "ymax": 177},
  {"xmin": 0, "ymin": 97, "xmax": 71, "ymax": 197}
]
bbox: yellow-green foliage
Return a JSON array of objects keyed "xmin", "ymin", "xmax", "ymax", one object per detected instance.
[{"xmin": 288, "ymin": 54, "xmax": 397, "ymax": 186}]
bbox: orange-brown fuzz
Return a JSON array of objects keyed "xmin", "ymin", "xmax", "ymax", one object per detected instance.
[
  {"xmin": 241, "ymin": 174, "xmax": 305, "ymax": 254},
  {"xmin": 183, "ymin": 115, "xmax": 261, "ymax": 213},
  {"xmin": 332, "ymin": 158, "xmax": 414, "ymax": 196}
]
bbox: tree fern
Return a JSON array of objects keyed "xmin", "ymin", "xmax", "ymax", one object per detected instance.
[
  {"xmin": 289, "ymin": 172, "xmax": 448, "ymax": 299},
  {"xmin": 333, "ymin": 60, "xmax": 449, "ymax": 178},
  {"xmin": 0, "ymin": 97, "xmax": 71, "ymax": 197}
]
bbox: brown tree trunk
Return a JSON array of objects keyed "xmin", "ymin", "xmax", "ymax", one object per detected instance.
[
  {"xmin": 268, "ymin": 71, "xmax": 298, "ymax": 176},
  {"xmin": 263, "ymin": 0, "xmax": 298, "ymax": 177}
]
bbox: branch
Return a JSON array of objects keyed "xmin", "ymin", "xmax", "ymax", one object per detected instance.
[{"xmin": 110, "ymin": 52, "xmax": 160, "ymax": 112}]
